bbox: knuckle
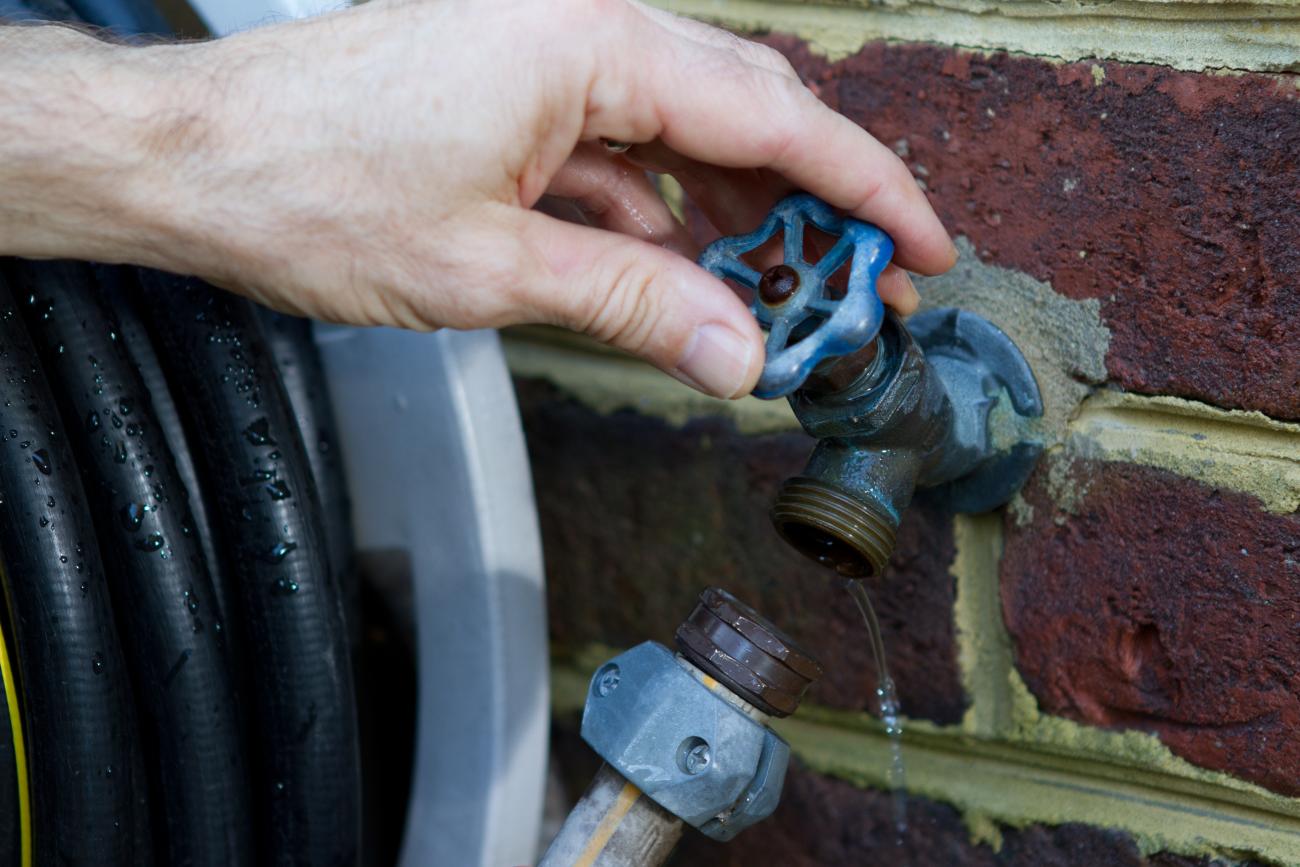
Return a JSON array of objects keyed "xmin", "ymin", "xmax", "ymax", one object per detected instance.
[
  {"xmin": 748, "ymin": 41, "xmax": 798, "ymax": 78},
  {"xmin": 584, "ymin": 259, "xmax": 661, "ymax": 351}
]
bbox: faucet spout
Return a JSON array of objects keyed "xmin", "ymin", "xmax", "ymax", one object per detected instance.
[
  {"xmin": 772, "ymin": 313, "xmax": 952, "ymax": 577},
  {"xmin": 771, "ymin": 310, "xmax": 1043, "ymax": 578}
]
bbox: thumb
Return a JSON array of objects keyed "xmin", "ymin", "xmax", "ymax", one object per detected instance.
[{"xmin": 511, "ymin": 209, "xmax": 764, "ymax": 399}]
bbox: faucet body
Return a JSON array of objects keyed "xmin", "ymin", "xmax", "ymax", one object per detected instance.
[
  {"xmin": 698, "ymin": 193, "xmax": 1044, "ymax": 579},
  {"xmin": 774, "ymin": 308, "xmax": 1043, "ymax": 578}
]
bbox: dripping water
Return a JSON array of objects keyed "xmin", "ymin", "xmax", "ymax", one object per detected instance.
[{"xmin": 843, "ymin": 578, "xmax": 908, "ymax": 843}]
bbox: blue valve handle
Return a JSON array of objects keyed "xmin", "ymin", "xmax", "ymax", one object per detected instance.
[{"xmin": 698, "ymin": 193, "xmax": 894, "ymax": 399}]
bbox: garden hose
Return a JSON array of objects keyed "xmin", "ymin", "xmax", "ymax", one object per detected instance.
[
  {"xmin": 102, "ymin": 266, "xmax": 231, "ymax": 628},
  {"xmin": 2, "ymin": 3, "xmax": 364, "ymax": 861},
  {"xmin": 0, "ymin": 0, "xmax": 76, "ymax": 24},
  {"xmin": 135, "ymin": 270, "xmax": 361, "ymax": 866},
  {"xmin": 262, "ymin": 311, "xmax": 359, "ymax": 648},
  {"xmin": 0, "ymin": 270, "xmax": 152, "ymax": 866},
  {"xmin": 9, "ymin": 259, "xmax": 255, "ymax": 866},
  {"xmin": 0, "ymin": 609, "xmax": 30, "ymax": 867}
]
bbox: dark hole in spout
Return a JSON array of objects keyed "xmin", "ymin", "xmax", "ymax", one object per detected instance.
[
  {"xmin": 771, "ymin": 476, "xmax": 896, "ymax": 580},
  {"xmin": 778, "ymin": 522, "xmax": 874, "ymax": 578}
]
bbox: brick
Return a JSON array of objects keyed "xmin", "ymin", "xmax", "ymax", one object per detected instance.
[
  {"xmin": 709, "ymin": 39, "xmax": 1300, "ymax": 420},
  {"xmin": 1002, "ymin": 457, "xmax": 1300, "ymax": 795},
  {"xmin": 518, "ymin": 378, "xmax": 967, "ymax": 724}
]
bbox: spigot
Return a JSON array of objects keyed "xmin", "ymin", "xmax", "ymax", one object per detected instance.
[{"xmin": 700, "ymin": 194, "xmax": 1044, "ymax": 578}]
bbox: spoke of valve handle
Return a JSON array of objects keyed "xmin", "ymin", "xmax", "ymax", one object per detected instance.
[
  {"xmin": 723, "ymin": 259, "xmax": 762, "ymax": 288},
  {"xmin": 814, "ymin": 235, "xmax": 856, "ymax": 280},
  {"xmin": 783, "ymin": 215, "xmax": 805, "ymax": 264},
  {"xmin": 765, "ymin": 318, "xmax": 794, "ymax": 353}
]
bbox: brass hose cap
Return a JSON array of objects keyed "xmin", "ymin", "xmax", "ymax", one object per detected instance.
[
  {"xmin": 771, "ymin": 476, "xmax": 896, "ymax": 578},
  {"xmin": 675, "ymin": 587, "xmax": 822, "ymax": 717}
]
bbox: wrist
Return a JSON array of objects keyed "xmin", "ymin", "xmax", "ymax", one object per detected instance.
[{"xmin": 0, "ymin": 27, "xmax": 223, "ymax": 272}]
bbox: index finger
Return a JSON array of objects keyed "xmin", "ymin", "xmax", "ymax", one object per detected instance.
[{"xmin": 581, "ymin": 7, "xmax": 957, "ymax": 275}]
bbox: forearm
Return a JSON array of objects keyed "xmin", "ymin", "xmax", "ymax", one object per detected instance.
[{"xmin": 0, "ymin": 25, "xmax": 209, "ymax": 269}]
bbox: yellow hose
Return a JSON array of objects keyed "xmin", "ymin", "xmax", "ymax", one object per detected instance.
[{"xmin": 0, "ymin": 614, "xmax": 31, "ymax": 867}]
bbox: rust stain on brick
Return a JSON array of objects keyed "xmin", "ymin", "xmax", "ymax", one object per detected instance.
[
  {"xmin": 754, "ymin": 39, "xmax": 1300, "ymax": 420},
  {"xmin": 1002, "ymin": 456, "xmax": 1300, "ymax": 796}
]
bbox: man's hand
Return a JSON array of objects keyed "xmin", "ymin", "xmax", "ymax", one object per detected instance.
[{"xmin": 0, "ymin": 0, "xmax": 955, "ymax": 398}]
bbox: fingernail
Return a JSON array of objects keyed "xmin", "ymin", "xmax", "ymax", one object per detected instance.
[
  {"xmin": 904, "ymin": 271, "xmax": 921, "ymax": 309},
  {"xmin": 674, "ymin": 323, "xmax": 755, "ymax": 399}
]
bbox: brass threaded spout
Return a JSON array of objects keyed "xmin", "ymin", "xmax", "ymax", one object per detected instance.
[{"xmin": 771, "ymin": 477, "xmax": 896, "ymax": 578}]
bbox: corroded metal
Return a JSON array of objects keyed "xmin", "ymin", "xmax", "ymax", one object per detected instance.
[
  {"xmin": 554, "ymin": 588, "xmax": 823, "ymax": 864},
  {"xmin": 674, "ymin": 587, "xmax": 821, "ymax": 718},
  {"xmin": 700, "ymin": 195, "xmax": 1044, "ymax": 578},
  {"xmin": 698, "ymin": 193, "xmax": 891, "ymax": 399}
]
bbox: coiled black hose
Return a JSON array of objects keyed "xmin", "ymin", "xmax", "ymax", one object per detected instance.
[
  {"xmin": 0, "ymin": 0, "xmax": 76, "ymax": 23},
  {"xmin": 262, "ymin": 312, "xmax": 358, "ymax": 646},
  {"xmin": 101, "ymin": 268, "xmax": 233, "ymax": 628},
  {"xmin": 9, "ymin": 259, "xmax": 255, "ymax": 866},
  {"xmin": 0, "ymin": 271, "xmax": 152, "ymax": 865},
  {"xmin": 62, "ymin": 0, "xmax": 166, "ymax": 35},
  {"xmin": 135, "ymin": 271, "xmax": 361, "ymax": 866}
]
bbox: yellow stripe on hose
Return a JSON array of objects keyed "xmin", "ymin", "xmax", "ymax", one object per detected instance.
[
  {"xmin": 573, "ymin": 780, "xmax": 641, "ymax": 867},
  {"xmin": 0, "ymin": 615, "xmax": 30, "ymax": 867}
]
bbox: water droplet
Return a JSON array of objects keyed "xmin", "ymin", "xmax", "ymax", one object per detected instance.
[
  {"xmin": 110, "ymin": 413, "xmax": 123, "ymax": 429},
  {"xmin": 126, "ymin": 423, "xmax": 141, "ymax": 437},
  {"xmin": 92, "ymin": 652, "xmax": 104, "ymax": 674},
  {"xmin": 120, "ymin": 502, "xmax": 144, "ymax": 532},
  {"xmin": 114, "ymin": 442, "xmax": 127, "ymax": 464},
  {"xmin": 104, "ymin": 764, "xmax": 114, "ymax": 778},
  {"xmin": 85, "ymin": 410, "xmax": 100, "ymax": 433},
  {"xmin": 272, "ymin": 577, "xmax": 300, "ymax": 595},
  {"xmin": 59, "ymin": 555, "xmax": 67, "ymax": 563},
  {"xmin": 45, "ymin": 495, "xmax": 54, "ymax": 508},
  {"xmin": 38, "ymin": 516, "xmax": 48, "ymax": 527},
  {"xmin": 118, "ymin": 400, "xmax": 131, "ymax": 416},
  {"xmin": 79, "ymin": 581, "xmax": 87, "ymax": 595},
  {"xmin": 31, "ymin": 449, "xmax": 50, "ymax": 475},
  {"xmin": 265, "ymin": 480, "xmax": 290, "ymax": 501},
  {"xmin": 263, "ymin": 540, "xmax": 297, "ymax": 564},
  {"xmin": 134, "ymin": 533, "xmax": 164, "ymax": 552},
  {"xmin": 243, "ymin": 417, "xmax": 275, "ymax": 446}
]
